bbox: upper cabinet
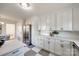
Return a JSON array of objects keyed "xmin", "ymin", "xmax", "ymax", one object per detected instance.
[
  {"xmin": 34, "ymin": 13, "xmax": 56, "ymax": 31},
  {"xmin": 31, "ymin": 6, "xmax": 79, "ymax": 31},
  {"xmin": 72, "ymin": 7, "xmax": 79, "ymax": 31},
  {"xmin": 62, "ymin": 8, "xmax": 72, "ymax": 31},
  {"xmin": 56, "ymin": 8, "xmax": 72, "ymax": 31},
  {"xmin": 40, "ymin": 15, "xmax": 47, "ymax": 30},
  {"xmin": 46, "ymin": 13, "xmax": 56, "ymax": 30},
  {"xmin": 39, "ymin": 14, "xmax": 56, "ymax": 31},
  {"xmin": 56, "ymin": 10, "xmax": 63, "ymax": 30}
]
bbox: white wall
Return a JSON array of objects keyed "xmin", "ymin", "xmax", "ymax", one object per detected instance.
[{"xmin": 15, "ymin": 21, "xmax": 23, "ymax": 42}]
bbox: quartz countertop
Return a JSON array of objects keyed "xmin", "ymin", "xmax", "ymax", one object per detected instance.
[{"xmin": 39, "ymin": 35, "xmax": 79, "ymax": 48}]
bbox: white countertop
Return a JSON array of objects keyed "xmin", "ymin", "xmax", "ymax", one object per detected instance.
[
  {"xmin": 55, "ymin": 36, "xmax": 79, "ymax": 47},
  {"xmin": 39, "ymin": 35, "xmax": 79, "ymax": 48},
  {"xmin": 56, "ymin": 36, "xmax": 79, "ymax": 47}
]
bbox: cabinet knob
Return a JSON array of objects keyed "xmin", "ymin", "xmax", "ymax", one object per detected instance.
[
  {"xmin": 61, "ymin": 28, "xmax": 63, "ymax": 30},
  {"xmin": 61, "ymin": 44, "xmax": 64, "ymax": 48}
]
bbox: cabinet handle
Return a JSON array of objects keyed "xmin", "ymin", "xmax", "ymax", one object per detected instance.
[
  {"xmin": 61, "ymin": 44, "xmax": 64, "ymax": 48},
  {"xmin": 48, "ymin": 41, "xmax": 50, "ymax": 44},
  {"xmin": 61, "ymin": 28, "xmax": 63, "ymax": 30}
]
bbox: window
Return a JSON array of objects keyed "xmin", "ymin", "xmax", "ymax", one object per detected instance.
[{"xmin": 6, "ymin": 24, "xmax": 15, "ymax": 39}]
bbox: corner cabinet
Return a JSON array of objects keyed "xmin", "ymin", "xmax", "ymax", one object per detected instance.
[
  {"xmin": 56, "ymin": 8, "xmax": 72, "ymax": 31},
  {"xmin": 54, "ymin": 39, "xmax": 73, "ymax": 56}
]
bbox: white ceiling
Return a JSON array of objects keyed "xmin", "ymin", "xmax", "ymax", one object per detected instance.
[{"xmin": 0, "ymin": 3, "xmax": 72, "ymax": 20}]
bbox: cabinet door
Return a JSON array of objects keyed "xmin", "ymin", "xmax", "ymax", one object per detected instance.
[
  {"xmin": 32, "ymin": 16, "xmax": 40, "ymax": 46},
  {"xmin": 56, "ymin": 8, "xmax": 72, "ymax": 31},
  {"xmin": 38, "ymin": 37, "xmax": 44, "ymax": 48},
  {"xmin": 62, "ymin": 8, "xmax": 72, "ymax": 31},
  {"xmin": 43, "ymin": 38, "xmax": 50, "ymax": 51},
  {"xmin": 40, "ymin": 15, "xmax": 47, "ymax": 30},
  {"xmin": 32, "ymin": 26, "xmax": 38, "ymax": 46},
  {"xmin": 73, "ymin": 7, "xmax": 79, "ymax": 31},
  {"xmin": 56, "ymin": 11, "xmax": 63, "ymax": 30},
  {"xmin": 46, "ymin": 14, "xmax": 56, "ymax": 30},
  {"xmin": 61, "ymin": 40, "xmax": 73, "ymax": 56},
  {"xmin": 50, "ymin": 38, "xmax": 55, "ymax": 53},
  {"xmin": 74, "ymin": 47, "xmax": 79, "ymax": 56},
  {"xmin": 54, "ymin": 39, "xmax": 63, "ymax": 55}
]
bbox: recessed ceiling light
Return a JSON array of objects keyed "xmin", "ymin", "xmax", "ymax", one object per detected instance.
[
  {"xmin": 0, "ymin": 22, "xmax": 4, "ymax": 24},
  {"xmin": 19, "ymin": 3, "xmax": 32, "ymax": 10}
]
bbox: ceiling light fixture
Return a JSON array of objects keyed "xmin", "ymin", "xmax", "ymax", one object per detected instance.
[
  {"xmin": 19, "ymin": 3, "xmax": 32, "ymax": 10},
  {"xmin": 0, "ymin": 22, "xmax": 4, "ymax": 24}
]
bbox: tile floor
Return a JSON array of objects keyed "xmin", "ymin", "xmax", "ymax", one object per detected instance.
[{"xmin": 23, "ymin": 45, "xmax": 55, "ymax": 56}]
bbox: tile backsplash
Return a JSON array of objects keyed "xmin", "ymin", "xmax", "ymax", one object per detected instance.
[
  {"xmin": 39, "ymin": 30, "xmax": 79, "ymax": 40},
  {"xmin": 53, "ymin": 31, "xmax": 79, "ymax": 40}
]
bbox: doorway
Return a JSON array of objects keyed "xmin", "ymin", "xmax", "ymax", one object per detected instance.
[{"xmin": 23, "ymin": 24, "xmax": 32, "ymax": 46}]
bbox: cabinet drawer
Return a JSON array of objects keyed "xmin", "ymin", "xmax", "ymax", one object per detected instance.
[{"xmin": 44, "ymin": 40, "xmax": 50, "ymax": 51}]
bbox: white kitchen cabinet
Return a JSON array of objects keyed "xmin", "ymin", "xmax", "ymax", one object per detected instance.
[
  {"xmin": 43, "ymin": 37, "xmax": 50, "ymax": 51},
  {"xmin": 31, "ymin": 16, "xmax": 40, "ymax": 47},
  {"xmin": 38, "ymin": 14, "xmax": 56, "ymax": 31},
  {"xmin": 56, "ymin": 8, "xmax": 72, "ymax": 31},
  {"xmin": 38, "ymin": 36, "xmax": 44, "ymax": 48},
  {"xmin": 61, "ymin": 40, "xmax": 73, "ymax": 56},
  {"xmin": 46, "ymin": 14, "xmax": 56, "ymax": 30},
  {"xmin": 40, "ymin": 15, "xmax": 47, "ymax": 30},
  {"xmin": 54, "ymin": 39, "xmax": 73, "ymax": 56},
  {"xmin": 50, "ymin": 38, "xmax": 55, "ymax": 53},
  {"xmin": 72, "ymin": 7, "xmax": 79, "ymax": 31},
  {"xmin": 62, "ymin": 8, "xmax": 72, "ymax": 31},
  {"xmin": 54, "ymin": 39, "xmax": 63, "ymax": 55},
  {"xmin": 73, "ymin": 46, "xmax": 79, "ymax": 56},
  {"xmin": 32, "ymin": 30, "xmax": 39, "ymax": 46},
  {"xmin": 32, "ymin": 26, "xmax": 39, "ymax": 47},
  {"xmin": 56, "ymin": 11, "xmax": 63, "ymax": 30}
]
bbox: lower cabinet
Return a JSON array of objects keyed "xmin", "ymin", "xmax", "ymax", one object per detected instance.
[
  {"xmin": 34, "ymin": 37, "xmax": 74, "ymax": 56},
  {"xmin": 74, "ymin": 47, "xmax": 79, "ymax": 56},
  {"xmin": 50, "ymin": 38, "xmax": 55, "ymax": 53},
  {"xmin": 43, "ymin": 38, "xmax": 50, "ymax": 51},
  {"xmin": 38, "ymin": 36, "xmax": 44, "ymax": 48},
  {"xmin": 38, "ymin": 38, "xmax": 44, "ymax": 48},
  {"xmin": 54, "ymin": 39, "xmax": 73, "ymax": 56},
  {"xmin": 54, "ymin": 39, "xmax": 64, "ymax": 55},
  {"xmin": 62, "ymin": 40, "xmax": 73, "ymax": 56}
]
